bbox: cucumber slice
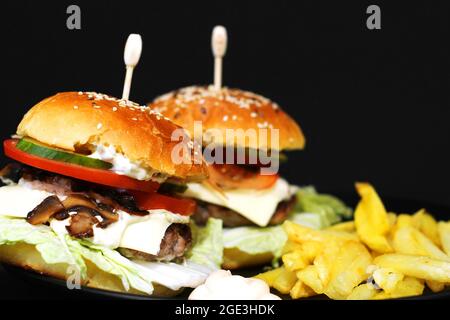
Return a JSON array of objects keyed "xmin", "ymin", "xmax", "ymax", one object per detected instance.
[{"xmin": 16, "ymin": 138, "xmax": 113, "ymax": 169}]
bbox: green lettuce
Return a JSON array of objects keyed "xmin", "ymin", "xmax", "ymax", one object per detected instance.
[
  {"xmin": 0, "ymin": 216, "xmax": 86, "ymax": 276},
  {"xmin": 187, "ymin": 218, "xmax": 223, "ymax": 269},
  {"xmin": 294, "ymin": 186, "xmax": 352, "ymax": 227},
  {"xmin": 223, "ymin": 225, "xmax": 287, "ymax": 265}
]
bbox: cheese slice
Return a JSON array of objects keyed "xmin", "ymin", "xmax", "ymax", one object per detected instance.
[
  {"xmin": 0, "ymin": 185, "xmax": 53, "ymax": 218},
  {"xmin": 184, "ymin": 178, "xmax": 292, "ymax": 227}
]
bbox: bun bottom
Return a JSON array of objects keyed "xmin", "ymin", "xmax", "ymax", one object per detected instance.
[
  {"xmin": 0, "ymin": 243, "xmax": 182, "ymax": 297},
  {"xmin": 222, "ymin": 248, "xmax": 274, "ymax": 270}
]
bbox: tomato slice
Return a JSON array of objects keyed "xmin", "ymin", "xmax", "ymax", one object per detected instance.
[
  {"xmin": 207, "ymin": 164, "xmax": 279, "ymax": 190},
  {"xmin": 3, "ymin": 139, "xmax": 160, "ymax": 192},
  {"xmin": 131, "ymin": 190, "xmax": 196, "ymax": 216}
]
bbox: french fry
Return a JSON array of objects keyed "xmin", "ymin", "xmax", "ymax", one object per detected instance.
[
  {"xmin": 253, "ymin": 267, "xmax": 283, "ymax": 287},
  {"xmin": 374, "ymin": 277, "xmax": 424, "ymax": 299},
  {"xmin": 354, "ymin": 183, "xmax": 393, "ymax": 253},
  {"xmin": 322, "ymin": 241, "xmax": 372, "ymax": 299},
  {"xmin": 326, "ymin": 221, "xmax": 355, "ymax": 233},
  {"xmin": 281, "ymin": 240, "xmax": 303, "ymax": 255},
  {"xmin": 297, "ymin": 265, "xmax": 324, "ymax": 294},
  {"xmin": 387, "ymin": 213, "xmax": 397, "ymax": 229},
  {"xmin": 374, "ymin": 254, "xmax": 450, "ymax": 283},
  {"xmin": 301, "ymin": 241, "xmax": 323, "ymax": 262},
  {"xmin": 347, "ymin": 283, "xmax": 377, "ymax": 300},
  {"xmin": 372, "ymin": 268, "xmax": 404, "ymax": 293},
  {"xmin": 426, "ymin": 280, "xmax": 446, "ymax": 293},
  {"xmin": 412, "ymin": 209, "xmax": 441, "ymax": 247},
  {"xmin": 272, "ymin": 266, "xmax": 298, "ymax": 294},
  {"xmin": 282, "ymin": 250, "xmax": 308, "ymax": 272},
  {"xmin": 290, "ymin": 280, "xmax": 316, "ymax": 299},
  {"xmin": 438, "ymin": 221, "xmax": 450, "ymax": 255},
  {"xmin": 283, "ymin": 221, "xmax": 358, "ymax": 244},
  {"xmin": 392, "ymin": 226, "xmax": 449, "ymax": 261}
]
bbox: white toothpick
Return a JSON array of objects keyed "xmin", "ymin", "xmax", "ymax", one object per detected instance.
[
  {"xmin": 211, "ymin": 26, "xmax": 228, "ymax": 91},
  {"xmin": 122, "ymin": 34, "xmax": 142, "ymax": 100}
]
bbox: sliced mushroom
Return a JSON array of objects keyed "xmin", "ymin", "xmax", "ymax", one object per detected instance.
[
  {"xmin": 27, "ymin": 196, "xmax": 65, "ymax": 225},
  {"xmin": 66, "ymin": 207, "xmax": 100, "ymax": 238},
  {"xmin": 63, "ymin": 194, "xmax": 119, "ymax": 223},
  {"xmin": 88, "ymin": 191, "xmax": 147, "ymax": 216}
]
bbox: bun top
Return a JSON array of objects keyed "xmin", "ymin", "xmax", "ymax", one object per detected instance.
[
  {"xmin": 17, "ymin": 92, "xmax": 207, "ymax": 182},
  {"xmin": 149, "ymin": 86, "xmax": 305, "ymax": 151}
]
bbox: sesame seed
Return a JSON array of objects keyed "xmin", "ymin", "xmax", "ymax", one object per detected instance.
[
  {"xmin": 93, "ymin": 105, "xmax": 101, "ymax": 109},
  {"xmin": 78, "ymin": 91, "xmax": 83, "ymax": 95},
  {"xmin": 232, "ymin": 115, "xmax": 237, "ymax": 120},
  {"xmin": 73, "ymin": 105, "xmax": 78, "ymax": 109},
  {"xmin": 223, "ymin": 115, "xmax": 228, "ymax": 122},
  {"xmin": 250, "ymin": 112, "xmax": 258, "ymax": 118},
  {"xmin": 97, "ymin": 123, "xmax": 102, "ymax": 130},
  {"xmin": 131, "ymin": 117, "xmax": 138, "ymax": 121},
  {"xmin": 112, "ymin": 107, "xmax": 118, "ymax": 112}
]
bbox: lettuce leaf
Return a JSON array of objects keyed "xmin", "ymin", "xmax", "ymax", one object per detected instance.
[
  {"xmin": 294, "ymin": 186, "xmax": 352, "ymax": 227},
  {"xmin": 186, "ymin": 218, "xmax": 223, "ymax": 270},
  {"xmin": 0, "ymin": 216, "xmax": 86, "ymax": 276},
  {"xmin": 223, "ymin": 225, "xmax": 287, "ymax": 265}
]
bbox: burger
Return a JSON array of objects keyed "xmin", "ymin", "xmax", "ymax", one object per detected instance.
[
  {"xmin": 149, "ymin": 86, "xmax": 305, "ymax": 269},
  {"xmin": 0, "ymin": 91, "xmax": 223, "ymax": 296}
]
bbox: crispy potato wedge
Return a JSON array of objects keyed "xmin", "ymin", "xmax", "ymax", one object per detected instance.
[
  {"xmin": 290, "ymin": 280, "xmax": 316, "ymax": 299},
  {"xmin": 354, "ymin": 183, "xmax": 393, "ymax": 253},
  {"xmin": 438, "ymin": 221, "xmax": 450, "ymax": 255},
  {"xmin": 254, "ymin": 267, "xmax": 284, "ymax": 287},
  {"xmin": 272, "ymin": 266, "xmax": 298, "ymax": 294},
  {"xmin": 297, "ymin": 265, "xmax": 324, "ymax": 294},
  {"xmin": 282, "ymin": 250, "xmax": 308, "ymax": 272},
  {"xmin": 412, "ymin": 209, "xmax": 441, "ymax": 247},
  {"xmin": 347, "ymin": 283, "xmax": 377, "ymax": 300},
  {"xmin": 372, "ymin": 268, "xmax": 404, "ymax": 293},
  {"xmin": 326, "ymin": 221, "xmax": 355, "ymax": 233},
  {"xmin": 374, "ymin": 277, "xmax": 424, "ymax": 299},
  {"xmin": 374, "ymin": 254, "xmax": 450, "ymax": 283},
  {"xmin": 283, "ymin": 221, "xmax": 359, "ymax": 244}
]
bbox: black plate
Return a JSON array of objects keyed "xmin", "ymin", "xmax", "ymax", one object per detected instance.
[{"xmin": 2, "ymin": 196, "xmax": 450, "ymax": 300}]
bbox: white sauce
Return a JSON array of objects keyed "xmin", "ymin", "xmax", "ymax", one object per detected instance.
[
  {"xmin": 188, "ymin": 270, "xmax": 281, "ymax": 300},
  {"xmin": 88, "ymin": 144, "xmax": 167, "ymax": 182}
]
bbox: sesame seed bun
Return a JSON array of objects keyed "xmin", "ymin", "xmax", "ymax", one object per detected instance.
[
  {"xmin": 150, "ymin": 86, "xmax": 305, "ymax": 151},
  {"xmin": 16, "ymin": 92, "xmax": 207, "ymax": 182},
  {"xmin": 0, "ymin": 243, "xmax": 182, "ymax": 297}
]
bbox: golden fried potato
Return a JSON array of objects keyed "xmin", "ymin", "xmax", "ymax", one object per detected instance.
[
  {"xmin": 290, "ymin": 280, "xmax": 316, "ymax": 299},
  {"xmin": 394, "ymin": 214, "xmax": 414, "ymax": 230},
  {"xmin": 374, "ymin": 254, "xmax": 450, "ymax": 283},
  {"xmin": 272, "ymin": 266, "xmax": 298, "ymax": 294},
  {"xmin": 326, "ymin": 221, "xmax": 355, "ymax": 233},
  {"xmin": 282, "ymin": 250, "xmax": 308, "ymax": 272},
  {"xmin": 374, "ymin": 277, "xmax": 424, "ymax": 299},
  {"xmin": 372, "ymin": 268, "xmax": 404, "ymax": 293},
  {"xmin": 283, "ymin": 221, "xmax": 358, "ymax": 244},
  {"xmin": 322, "ymin": 241, "xmax": 372, "ymax": 299},
  {"xmin": 426, "ymin": 280, "xmax": 446, "ymax": 293},
  {"xmin": 301, "ymin": 241, "xmax": 323, "ymax": 263},
  {"xmin": 412, "ymin": 209, "xmax": 441, "ymax": 247},
  {"xmin": 392, "ymin": 226, "xmax": 449, "ymax": 261},
  {"xmin": 347, "ymin": 283, "xmax": 377, "ymax": 300},
  {"xmin": 354, "ymin": 183, "xmax": 393, "ymax": 253},
  {"xmin": 297, "ymin": 265, "xmax": 324, "ymax": 294},
  {"xmin": 438, "ymin": 221, "xmax": 450, "ymax": 255},
  {"xmin": 254, "ymin": 267, "xmax": 283, "ymax": 287}
]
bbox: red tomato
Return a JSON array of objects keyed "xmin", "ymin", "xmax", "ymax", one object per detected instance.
[
  {"xmin": 3, "ymin": 139, "xmax": 160, "ymax": 192},
  {"xmin": 131, "ymin": 190, "xmax": 196, "ymax": 216},
  {"xmin": 207, "ymin": 164, "xmax": 279, "ymax": 190}
]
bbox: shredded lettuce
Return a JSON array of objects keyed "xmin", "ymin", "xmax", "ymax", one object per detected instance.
[
  {"xmin": 294, "ymin": 186, "xmax": 352, "ymax": 227},
  {"xmin": 223, "ymin": 225, "xmax": 287, "ymax": 265},
  {"xmin": 0, "ymin": 216, "xmax": 220, "ymax": 295},
  {"xmin": 187, "ymin": 218, "xmax": 223, "ymax": 269},
  {"xmin": 0, "ymin": 216, "xmax": 86, "ymax": 276}
]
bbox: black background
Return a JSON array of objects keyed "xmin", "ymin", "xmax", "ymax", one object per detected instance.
[{"xmin": 2, "ymin": 0, "xmax": 450, "ymax": 209}]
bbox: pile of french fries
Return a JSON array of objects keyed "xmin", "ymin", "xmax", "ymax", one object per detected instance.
[{"xmin": 255, "ymin": 183, "xmax": 450, "ymax": 300}]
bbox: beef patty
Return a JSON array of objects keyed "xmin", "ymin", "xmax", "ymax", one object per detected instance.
[
  {"xmin": 192, "ymin": 195, "xmax": 297, "ymax": 228},
  {"xmin": 119, "ymin": 223, "xmax": 192, "ymax": 262}
]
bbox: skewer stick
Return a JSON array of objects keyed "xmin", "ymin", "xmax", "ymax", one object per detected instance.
[
  {"xmin": 122, "ymin": 34, "xmax": 142, "ymax": 100},
  {"xmin": 211, "ymin": 26, "xmax": 228, "ymax": 91}
]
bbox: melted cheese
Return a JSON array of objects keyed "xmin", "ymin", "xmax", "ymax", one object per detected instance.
[
  {"xmin": 0, "ymin": 185, "xmax": 53, "ymax": 218},
  {"xmin": 183, "ymin": 178, "xmax": 293, "ymax": 227}
]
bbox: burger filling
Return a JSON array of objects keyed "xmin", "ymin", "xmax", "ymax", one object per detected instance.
[
  {"xmin": 0, "ymin": 163, "xmax": 191, "ymax": 262},
  {"xmin": 183, "ymin": 164, "xmax": 297, "ymax": 227}
]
